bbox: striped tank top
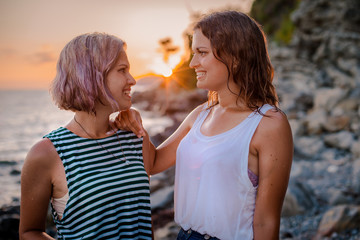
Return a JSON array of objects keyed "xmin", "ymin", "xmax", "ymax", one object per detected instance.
[{"xmin": 44, "ymin": 127, "xmax": 152, "ymax": 240}]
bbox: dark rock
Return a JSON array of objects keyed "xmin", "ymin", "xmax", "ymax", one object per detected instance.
[
  {"xmin": 0, "ymin": 205, "xmax": 19, "ymax": 240},
  {"xmin": 9, "ymin": 169, "xmax": 21, "ymax": 176},
  {"xmin": 152, "ymin": 208, "xmax": 175, "ymax": 231}
]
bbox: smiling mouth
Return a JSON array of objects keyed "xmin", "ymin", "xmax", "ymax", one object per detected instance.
[
  {"xmin": 196, "ymin": 72, "xmax": 206, "ymax": 79},
  {"xmin": 123, "ymin": 89, "xmax": 131, "ymax": 97}
]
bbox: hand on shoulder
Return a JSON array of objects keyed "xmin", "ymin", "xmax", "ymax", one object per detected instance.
[{"xmin": 110, "ymin": 108, "xmax": 145, "ymax": 138}]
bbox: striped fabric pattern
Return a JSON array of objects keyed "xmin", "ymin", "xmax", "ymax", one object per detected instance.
[{"xmin": 44, "ymin": 127, "xmax": 152, "ymax": 240}]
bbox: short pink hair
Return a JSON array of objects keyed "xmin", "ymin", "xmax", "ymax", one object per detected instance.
[{"xmin": 51, "ymin": 32, "xmax": 126, "ymax": 114}]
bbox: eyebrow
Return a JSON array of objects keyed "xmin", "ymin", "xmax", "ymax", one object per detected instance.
[
  {"xmin": 192, "ymin": 47, "xmax": 208, "ymax": 51},
  {"xmin": 117, "ymin": 63, "xmax": 129, "ymax": 68}
]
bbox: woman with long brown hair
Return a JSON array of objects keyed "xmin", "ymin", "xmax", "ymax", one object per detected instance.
[{"xmin": 117, "ymin": 11, "xmax": 293, "ymax": 239}]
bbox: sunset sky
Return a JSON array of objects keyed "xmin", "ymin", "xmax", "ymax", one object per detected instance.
[{"xmin": 0, "ymin": 0, "xmax": 254, "ymax": 89}]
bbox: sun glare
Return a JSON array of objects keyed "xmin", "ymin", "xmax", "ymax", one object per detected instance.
[
  {"xmin": 148, "ymin": 54, "xmax": 181, "ymax": 77},
  {"xmin": 163, "ymin": 69, "xmax": 173, "ymax": 77}
]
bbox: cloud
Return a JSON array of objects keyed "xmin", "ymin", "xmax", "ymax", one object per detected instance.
[
  {"xmin": 28, "ymin": 51, "xmax": 56, "ymax": 64},
  {"xmin": 0, "ymin": 46, "xmax": 57, "ymax": 65},
  {"xmin": 0, "ymin": 48, "xmax": 17, "ymax": 58},
  {"xmin": 26, "ymin": 46, "xmax": 57, "ymax": 65}
]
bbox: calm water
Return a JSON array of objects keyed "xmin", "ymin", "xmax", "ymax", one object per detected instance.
[{"xmin": 0, "ymin": 90, "xmax": 172, "ymax": 207}]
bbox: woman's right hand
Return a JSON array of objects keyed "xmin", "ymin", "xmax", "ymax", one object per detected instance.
[{"xmin": 109, "ymin": 108, "xmax": 146, "ymax": 138}]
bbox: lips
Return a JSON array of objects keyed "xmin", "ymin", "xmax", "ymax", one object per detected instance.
[
  {"xmin": 123, "ymin": 88, "xmax": 131, "ymax": 97},
  {"xmin": 196, "ymin": 71, "xmax": 206, "ymax": 80}
]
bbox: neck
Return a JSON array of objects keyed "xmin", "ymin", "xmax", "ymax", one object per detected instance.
[
  {"xmin": 217, "ymin": 89, "xmax": 248, "ymax": 111},
  {"xmin": 73, "ymin": 111, "xmax": 112, "ymax": 139},
  {"xmin": 214, "ymin": 79, "xmax": 248, "ymax": 110}
]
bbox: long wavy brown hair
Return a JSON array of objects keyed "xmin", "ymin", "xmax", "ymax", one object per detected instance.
[{"xmin": 194, "ymin": 11, "xmax": 278, "ymax": 113}]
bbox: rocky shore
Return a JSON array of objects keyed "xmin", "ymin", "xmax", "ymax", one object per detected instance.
[{"xmin": 1, "ymin": 0, "xmax": 359, "ymax": 239}]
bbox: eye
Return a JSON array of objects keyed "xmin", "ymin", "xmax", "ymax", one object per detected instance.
[
  {"xmin": 198, "ymin": 51, "xmax": 207, "ymax": 56},
  {"xmin": 118, "ymin": 68, "xmax": 126, "ymax": 73},
  {"xmin": 193, "ymin": 49, "xmax": 207, "ymax": 56}
]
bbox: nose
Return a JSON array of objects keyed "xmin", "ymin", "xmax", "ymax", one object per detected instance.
[
  {"xmin": 189, "ymin": 55, "xmax": 198, "ymax": 69},
  {"xmin": 127, "ymin": 73, "xmax": 136, "ymax": 86}
]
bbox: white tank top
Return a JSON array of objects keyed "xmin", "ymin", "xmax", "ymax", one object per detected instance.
[{"xmin": 174, "ymin": 104, "xmax": 274, "ymax": 240}]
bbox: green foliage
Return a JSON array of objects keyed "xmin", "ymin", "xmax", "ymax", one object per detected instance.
[
  {"xmin": 250, "ymin": 0, "xmax": 300, "ymax": 44},
  {"xmin": 274, "ymin": 15, "xmax": 296, "ymax": 44}
]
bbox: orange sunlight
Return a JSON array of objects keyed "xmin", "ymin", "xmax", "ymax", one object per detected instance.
[
  {"xmin": 0, "ymin": 59, "xmax": 56, "ymax": 90},
  {"xmin": 162, "ymin": 69, "xmax": 173, "ymax": 78},
  {"xmin": 148, "ymin": 54, "xmax": 181, "ymax": 78}
]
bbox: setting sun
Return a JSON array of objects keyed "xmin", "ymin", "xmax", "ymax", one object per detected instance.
[
  {"xmin": 162, "ymin": 69, "xmax": 173, "ymax": 77},
  {"xmin": 151, "ymin": 63, "xmax": 173, "ymax": 77},
  {"xmin": 148, "ymin": 54, "xmax": 181, "ymax": 78}
]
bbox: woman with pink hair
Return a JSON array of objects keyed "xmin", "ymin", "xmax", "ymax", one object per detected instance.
[{"xmin": 20, "ymin": 32, "xmax": 164, "ymax": 240}]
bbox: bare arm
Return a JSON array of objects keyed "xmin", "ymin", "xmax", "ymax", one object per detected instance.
[
  {"xmin": 116, "ymin": 105, "xmax": 205, "ymax": 175},
  {"xmin": 142, "ymin": 130, "xmax": 156, "ymax": 176},
  {"xmin": 252, "ymin": 110, "xmax": 293, "ymax": 239},
  {"xmin": 150, "ymin": 108, "xmax": 197, "ymax": 174},
  {"xmin": 19, "ymin": 139, "xmax": 57, "ymax": 240}
]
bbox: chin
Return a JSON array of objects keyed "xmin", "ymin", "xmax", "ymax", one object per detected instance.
[
  {"xmin": 196, "ymin": 82, "xmax": 209, "ymax": 91},
  {"xmin": 118, "ymin": 102, "xmax": 132, "ymax": 111}
]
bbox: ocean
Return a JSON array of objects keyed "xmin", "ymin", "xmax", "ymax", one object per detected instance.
[{"xmin": 0, "ymin": 89, "xmax": 172, "ymax": 207}]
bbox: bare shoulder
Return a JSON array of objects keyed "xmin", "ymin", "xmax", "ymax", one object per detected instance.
[
  {"xmin": 23, "ymin": 138, "xmax": 58, "ymax": 171},
  {"xmin": 260, "ymin": 109, "xmax": 291, "ymax": 133},
  {"xmin": 253, "ymin": 108, "xmax": 293, "ymax": 146},
  {"xmin": 183, "ymin": 103, "xmax": 207, "ymax": 128}
]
